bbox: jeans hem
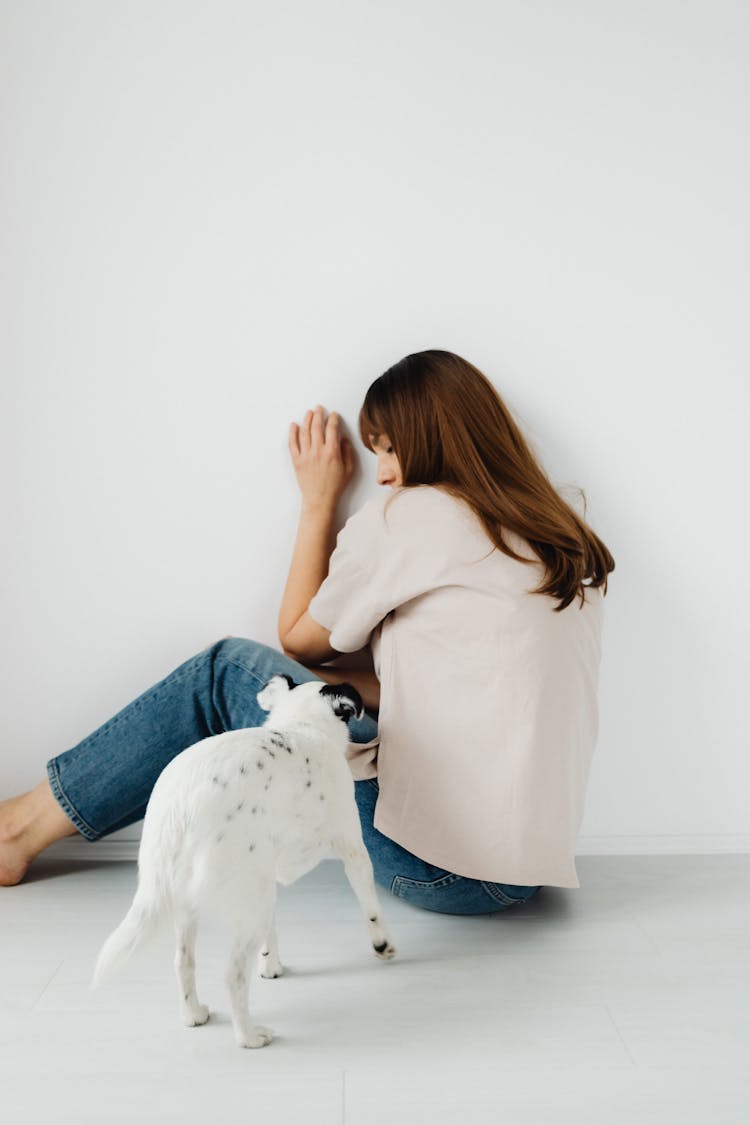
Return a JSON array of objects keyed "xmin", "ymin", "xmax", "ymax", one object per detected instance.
[{"xmin": 46, "ymin": 759, "xmax": 99, "ymax": 842}]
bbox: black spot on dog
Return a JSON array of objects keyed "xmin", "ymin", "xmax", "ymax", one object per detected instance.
[
  {"xmin": 236, "ymin": 801, "xmax": 244, "ymax": 812},
  {"xmin": 184, "ymin": 993, "xmax": 189, "ymax": 1001},
  {"xmin": 212, "ymin": 775, "xmax": 219, "ymax": 784},
  {"xmin": 216, "ymin": 832, "xmax": 224, "ymax": 843},
  {"xmin": 369, "ymin": 917, "xmax": 377, "ymax": 923},
  {"xmin": 267, "ymin": 728, "xmax": 291, "ymax": 752},
  {"xmin": 306, "ymin": 780, "xmax": 311, "ymax": 788},
  {"xmin": 305, "ymin": 756, "xmax": 309, "ymax": 764},
  {"xmin": 256, "ymin": 760, "xmax": 265, "ymax": 770},
  {"xmin": 248, "ymin": 843, "xmax": 255, "ymax": 851},
  {"xmin": 319, "ymin": 793, "xmax": 325, "ymax": 800},
  {"xmin": 226, "ymin": 812, "xmax": 233, "ymax": 821},
  {"xmin": 251, "ymin": 806, "xmax": 257, "ymax": 814},
  {"xmin": 239, "ymin": 765, "xmax": 246, "ymax": 775}
]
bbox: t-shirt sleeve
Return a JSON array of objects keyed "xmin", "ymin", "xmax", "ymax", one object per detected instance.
[
  {"xmin": 308, "ymin": 496, "xmax": 390, "ymax": 653},
  {"xmin": 309, "ymin": 488, "xmax": 447, "ymax": 654}
]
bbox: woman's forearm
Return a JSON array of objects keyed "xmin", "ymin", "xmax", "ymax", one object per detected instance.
[{"xmin": 277, "ymin": 500, "xmax": 339, "ymax": 644}]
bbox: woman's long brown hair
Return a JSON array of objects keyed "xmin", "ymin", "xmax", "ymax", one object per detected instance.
[{"xmin": 357, "ymin": 349, "xmax": 615, "ymax": 613}]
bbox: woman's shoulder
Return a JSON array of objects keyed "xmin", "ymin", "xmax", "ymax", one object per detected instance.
[
  {"xmin": 350, "ymin": 484, "xmax": 452, "ymax": 526},
  {"xmin": 341, "ymin": 486, "xmax": 467, "ymax": 563},
  {"xmin": 382, "ymin": 484, "xmax": 487, "ymax": 537},
  {"xmin": 368, "ymin": 487, "xmax": 495, "ymax": 569},
  {"xmin": 378, "ymin": 483, "xmax": 466, "ymax": 518},
  {"xmin": 377, "ymin": 485, "xmax": 542, "ymax": 567}
]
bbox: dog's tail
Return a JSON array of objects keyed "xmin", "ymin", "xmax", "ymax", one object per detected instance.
[{"xmin": 91, "ymin": 868, "xmax": 170, "ymax": 989}]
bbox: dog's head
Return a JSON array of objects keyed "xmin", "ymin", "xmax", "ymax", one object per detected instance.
[{"xmin": 256, "ymin": 674, "xmax": 365, "ymax": 730}]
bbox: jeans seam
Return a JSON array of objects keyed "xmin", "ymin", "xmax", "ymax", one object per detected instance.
[
  {"xmin": 393, "ymin": 872, "xmax": 463, "ymax": 892},
  {"xmin": 221, "ymin": 657, "xmax": 267, "ymax": 731},
  {"xmin": 46, "ymin": 759, "xmax": 99, "ymax": 841},
  {"xmin": 223, "ymin": 657, "xmax": 266, "ymax": 690},
  {"xmin": 481, "ymin": 881, "xmax": 521, "ymax": 906}
]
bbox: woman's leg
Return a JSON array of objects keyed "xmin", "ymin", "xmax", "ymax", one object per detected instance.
[
  {"xmin": 353, "ymin": 779, "xmax": 542, "ymax": 916},
  {"xmin": 0, "ymin": 636, "xmax": 377, "ymax": 886}
]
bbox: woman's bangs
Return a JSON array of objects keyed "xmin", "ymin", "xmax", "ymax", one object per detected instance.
[{"xmin": 359, "ymin": 405, "xmax": 388, "ymax": 451}]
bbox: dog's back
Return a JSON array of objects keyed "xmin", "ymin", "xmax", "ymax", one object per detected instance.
[{"xmin": 145, "ymin": 724, "xmax": 353, "ymax": 910}]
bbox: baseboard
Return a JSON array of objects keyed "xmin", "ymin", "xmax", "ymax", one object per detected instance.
[
  {"xmin": 43, "ymin": 834, "xmax": 750, "ymax": 863},
  {"xmin": 575, "ymin": 834, "xmax": 750, "ymax": 855}
]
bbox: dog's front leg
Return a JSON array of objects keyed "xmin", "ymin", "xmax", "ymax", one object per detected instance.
[
  {"xmin": 258, "ymin": 904, "xmax": 284, "ymax": 978},
  {"xmin": 333, "ymin": 836, "xmax": 396, "ymax": 962},
  {"xmin": 226, "ymin": 926, "xmax": 275, "ymax": 1049}
]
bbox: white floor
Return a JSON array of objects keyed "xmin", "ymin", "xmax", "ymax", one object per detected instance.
[{"xmin": 1, "ymin": 852, "xmax": 748, "ymax": 1125}]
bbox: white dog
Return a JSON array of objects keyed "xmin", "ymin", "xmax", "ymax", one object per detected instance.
[{"xmin": 92, "ymin": 673, "xmax": 396, "ymax": 1048}]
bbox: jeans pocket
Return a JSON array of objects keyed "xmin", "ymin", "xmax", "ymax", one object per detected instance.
[{"xmin": 391, "ymin": 872, "xmax": 463, "ymax": 901}]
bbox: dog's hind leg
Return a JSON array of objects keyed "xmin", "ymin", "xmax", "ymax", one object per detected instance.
[
  {"xmin": 226, "ymin": 887, "xmax": 277, "ymax": 1048},
  {"xmin": 258, "ymin": 905, "xmax": 284, "ymax": 979},
  {"xmin": 333, "ymin": 835, "xmax": 397, "ymax": 962},
  {"xmin": 174, "ymin": 907, "xmax": 209, "ymax": 1027}
]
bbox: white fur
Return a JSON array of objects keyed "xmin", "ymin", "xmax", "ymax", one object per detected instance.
[{"xmin": 91, "ymin": 675, "xmax": 396, "ymax": 1048}]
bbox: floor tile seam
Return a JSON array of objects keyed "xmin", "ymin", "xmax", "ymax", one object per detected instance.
[
  {"xmin": 602, "ymin": 1002, "xmax": 639, "ymax": 1067},
  {"xmin": 29, "ymin": 960, "xmax": 66, "ymax": 1011}
]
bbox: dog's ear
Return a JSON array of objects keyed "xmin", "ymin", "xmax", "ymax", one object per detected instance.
[
  {"xmin": 319, "ymin": 682, "xmax": 365, "ymax": 724},
  {"xmin": 257, "ymin": 673, "xmax": 297, "ymax": 712}
]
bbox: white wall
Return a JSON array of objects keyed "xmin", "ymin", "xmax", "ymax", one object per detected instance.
[{"xmin": 2, "ymin": 0, "xmax": 748, "ymax": 855}]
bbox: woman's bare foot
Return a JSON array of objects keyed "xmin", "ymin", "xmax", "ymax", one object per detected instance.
[{"xmin": 0, "ymin": 780, "xmax": 80, "ymax": 886}]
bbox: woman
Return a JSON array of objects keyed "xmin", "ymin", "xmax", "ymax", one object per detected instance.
[{"xmin": 0, "ymin": 350, "xmax": 614, "ymax": 913}]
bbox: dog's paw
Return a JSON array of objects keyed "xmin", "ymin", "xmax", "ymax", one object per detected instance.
[
  {"xmin": 373, "ymin": 939, "xmax": 396, "ymax": 960},
  {"xmin": 183, "ymin": 1003, "xmax": 210, "ymax": 1027},
  {"xmin": 236, "ymin": 1023, "xmax": 275, "ymax": 1049},
  {"xmin": 259, "ymin": 950, "xmax": 285, "ymax": 978}
]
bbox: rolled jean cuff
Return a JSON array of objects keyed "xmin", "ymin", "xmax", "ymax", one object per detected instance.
[{"xmin": 46, "ymin": 759, "xmax": 99, "ymax": 841}]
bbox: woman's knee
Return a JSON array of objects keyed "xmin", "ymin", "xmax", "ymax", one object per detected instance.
[
  {"xmin": 210, "ymin": 635, "xmax": 272, "ymax": 665},
  {"xmin": 209, "ymin": 635, "xmax": 323, "ymax": 686}
]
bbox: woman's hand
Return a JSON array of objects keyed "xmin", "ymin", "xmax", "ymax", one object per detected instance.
[{"xmin": 288, "ymin": 404, "xmax": 355, "ymax": 510}]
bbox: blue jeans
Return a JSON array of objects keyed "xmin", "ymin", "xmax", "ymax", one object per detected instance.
[{"xmin": 46, "ymin": 637, "xmax": 542, "ymax": 916}]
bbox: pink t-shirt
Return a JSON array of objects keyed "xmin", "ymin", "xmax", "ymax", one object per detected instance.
[{"xmin": 308, "ymin": 484, "xmax": 606, "ymax": 888}]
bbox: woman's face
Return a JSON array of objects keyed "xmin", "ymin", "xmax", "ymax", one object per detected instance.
[{"xmin": 370, "ymin": 434, "xmax": 403, "ymax": 488}]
